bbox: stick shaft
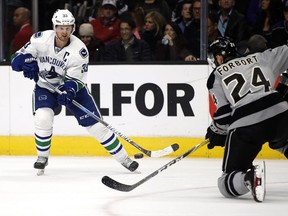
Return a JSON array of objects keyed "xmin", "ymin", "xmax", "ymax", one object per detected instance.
[
  {"xmin": 102, "ymin": 139, "xmax": 209, "ymax": 192},
  {"xmin": 39, "ymin": 77, "xmax": 178, "ymax": 157},
  {"xmin": 71, "ymin": 99, "xmax": 151, "ymax": 155}
]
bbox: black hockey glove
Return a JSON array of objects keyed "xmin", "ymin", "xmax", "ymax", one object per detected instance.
[
  {"xmin": 276, "ymin": 73, "xmax": 288, "ymax": 101},
  {"xmin": 205, "ymin": 123, "xmax": 227, "ymax": 149}
]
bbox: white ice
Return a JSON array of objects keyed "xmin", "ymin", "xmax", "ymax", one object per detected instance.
[{"xmin": 0, "ymin": 156, "xmax": 287, "ymax": 216}]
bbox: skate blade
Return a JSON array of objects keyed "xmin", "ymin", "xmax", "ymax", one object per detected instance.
[
  {"xmin": 133, "ymin": 170, "xmax": 141, "ymax": 174},
  {"xmin": 37, "ymin": 169, "xmax": 45, "ymax": 176}
]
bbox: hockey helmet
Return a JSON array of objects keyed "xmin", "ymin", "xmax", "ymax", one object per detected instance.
[
  {"xmin": 209, "ymin": 37, "xmax": 237, "ymax": 60},
  {"xmin": 52, "ymin": 9, "xmax": 75, "ymax": 33}
]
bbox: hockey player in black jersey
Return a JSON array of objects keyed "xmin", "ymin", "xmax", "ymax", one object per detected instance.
[{"xmin": 205, "ymin": 37, "xmax": 288, "ymax": 202}]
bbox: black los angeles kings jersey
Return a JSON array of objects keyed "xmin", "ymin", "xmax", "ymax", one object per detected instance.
[{"xmin": 207, "ymin": 45, "xmax": 288, "ymax": 132}]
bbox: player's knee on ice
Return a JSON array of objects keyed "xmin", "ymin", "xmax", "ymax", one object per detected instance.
[{"xmin": 218, "ymin": 172, "xmax": 249, "ymax": 198}]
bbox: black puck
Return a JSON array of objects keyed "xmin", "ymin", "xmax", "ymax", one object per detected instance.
[{"xmin": 134, "ymin": 153, "xmax": 144, "ymax": 159}]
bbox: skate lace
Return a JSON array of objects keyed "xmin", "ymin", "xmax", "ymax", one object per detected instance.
[
  {"xmin": 36, "ymin": 156, "xmax": 47, "ymax": 164},
  {"xmin": 121, "ymin": 157, "xmax": 133, "ymax": 168}
]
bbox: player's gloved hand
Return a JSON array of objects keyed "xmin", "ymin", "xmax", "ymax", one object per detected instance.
[
  {"xmin": 276, "ymin": 72, "xmax": 288, "ymax": 101},
  {"xmin": 11, "ymin": 53, "xmax": 39, "ymax": 82},
  {"xmin": 205, "ymin": 123, "xmax": 227, "ymax": 149},
  {"xmin": 57, "ymin": 80, "xmax": 77, "ymax": 106},
  {"xmin": 22, "ymin": 59, "xmax": 39, "ymax": 82}
]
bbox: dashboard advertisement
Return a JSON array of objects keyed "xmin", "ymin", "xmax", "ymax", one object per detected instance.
[{"xmin": 2, "ymin": 64, "xmax": 210, "ymax": 137}]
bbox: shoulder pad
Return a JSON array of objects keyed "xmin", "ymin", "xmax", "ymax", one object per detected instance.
[{"xmin": 207, "ymin": 70, "xmax": 216, "ymax": 90}]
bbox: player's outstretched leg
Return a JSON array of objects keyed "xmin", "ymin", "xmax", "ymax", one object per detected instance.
[
  {"xmin": 87, "ymin": 123, "xmax": 139, "ymax": 172},
  {"xmin": 245, "ymin": 161, "xmax": 266, "ymax": 202},
  {"xmin": 34, "ymin": 108, "xmax": 54, "ymax": 175}
]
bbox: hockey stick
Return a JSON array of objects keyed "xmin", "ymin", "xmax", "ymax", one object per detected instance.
[
  {"xmin": 38, "ymin": 74, "xmax": 179, "ymax": 157},
  {"xmin": 101, "ymin": 139, "xmax": 209, "ymax": 192}
]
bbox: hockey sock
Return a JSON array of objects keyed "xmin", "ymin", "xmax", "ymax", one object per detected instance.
[
  {"xmin": 34, "ymin": 108, "xmax": 54, "ymax": 157},
  {"xmin": 34, "ymin": 133, "xmax": 52, "ymax": 157},
  {"xmin": 86, "ymin": 123, "xmax": 129, "ymax": 162}
]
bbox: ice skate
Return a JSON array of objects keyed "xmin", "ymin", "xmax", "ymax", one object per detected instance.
[
  {"xmin": 34, "ymin": 156, "xmax": 48, "ymax": 176},
  {"xmin": 245, "ymin": 161, "xmax": 266, "ymax": 202},
  {"xmin": 121, "ymin": 157, "xmax": 139, "ymax": 172}
]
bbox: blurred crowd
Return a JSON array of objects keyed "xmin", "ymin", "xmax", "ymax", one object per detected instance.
[{"xmin": 4, "ymin": 0, "xmax": 288, "ymax": 62}]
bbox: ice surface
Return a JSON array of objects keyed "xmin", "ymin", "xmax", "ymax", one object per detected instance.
[{"xmin": 0, "ymin": 156, "xmax": 287, "ymax": 216}]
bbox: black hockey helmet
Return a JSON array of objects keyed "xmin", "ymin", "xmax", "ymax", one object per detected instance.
[{"xmin": 209, "ymin": 37, "xmax": 237, "ymax": 60}]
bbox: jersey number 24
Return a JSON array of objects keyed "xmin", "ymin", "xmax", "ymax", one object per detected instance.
[{"xmin": 223, "ymin": 67, "xmax": 271, "ymax": 104}]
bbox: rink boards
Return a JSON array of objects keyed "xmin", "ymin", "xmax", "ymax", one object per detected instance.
[
  {"xmin": 0, "ymin": 64, "xmax": 285, "ymax": 159},
  {"xmin": 0, "ymin": 136, "xmax": 285, "ymax": 159}
]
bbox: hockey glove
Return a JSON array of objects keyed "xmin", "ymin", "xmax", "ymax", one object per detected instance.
[
  {"xmin": 22, "ymin": 60, "xmax": 39, "ymax": 82},
  {"xmin": 205, "ymin": 123, "xmax": 227, "ymax": 149},
  {"xmin": 11, "ymin": 53, "xmax": 39, "ymax": 82},
  {"xmin": 276, "ymin": 73, "xmax": 288, "ymax": 101},
  {"xmin": 57, "ymin": 80, "xmax": 77, "ymax": 106}
]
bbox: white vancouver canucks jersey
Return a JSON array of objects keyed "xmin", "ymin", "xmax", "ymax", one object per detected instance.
[
  {"xmin": 207, "ymin": 45, "xmax": 288, "ymax": 131},
  {"xmin": 16, "ymin": 30, "xmax": 89, "ymax": 89}
]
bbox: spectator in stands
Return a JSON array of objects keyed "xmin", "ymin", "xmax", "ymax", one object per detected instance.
[
  {"xmin": 208, "ymin": 9, "xmax": 219, "ymax": 45},
  {"xmin": 217, "ymin": 0, "xmax": 250, "ymax": 44},
  {"xmin": 265, "ymin": 5, "xmax": 288, "ymax": 48},
  {"xmin": 135, "ymin": 0, "xmax": 172, "ymax": 21},
  {"xmin": 247, "ymin": 34, "xmax": 268, "ymax": 53},
  {"xmin": 131, "ymin": 6, "xmax": 146, "ymax": 39},
  {"xmin": 11, "ymin": 7, "xmax": 33, "ymax": 54},
  {"xmin": 236, "ymin": 33, "xmax": 269, "ymax": 56},
  {"xmin": 176, "ymin": 0, "xmax": 193, "ymax": 33},
  {"xmin": 155, "ymin": 21, "xmax": 196, "ymax": 61},
  {"xmin": 141, "ymin": 10, "xmax": 166, "ymax": 59},
  {"xmin": 246, "ymin": 0, "xmax": 262, "ymax": 27},
  {"xmin": 251, "ymin": 0, "xmax": 284, "ymax": 36},
  {"xmin": 183, "ymin": 0, "xmax": 201, "ymax": 58},
  {"xmin": 104, "ymin": 17, "xmax": 152, "ymax": 61},
  {"xmin": 3, "ymin": 1, "xmax": 22, "ymax": 60},
  {"xmin": 89, "ymin": 0, "xmax": 121, "ymax": 44},
  {"xmin": 78, "ymin": 23, "xmax": 105, "ymax": 62}
]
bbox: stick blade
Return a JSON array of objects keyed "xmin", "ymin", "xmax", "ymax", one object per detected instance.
[
  {"xmin": 150, "ymin": 143, "xmax": 179, "ymax": 158},
  {"xmin": 102, "ymin": 176, "xmax": 135, "ymax": 192}
]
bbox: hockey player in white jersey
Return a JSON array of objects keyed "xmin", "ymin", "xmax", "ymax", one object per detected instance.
[
  {"xmin": 205, "ymin": 37, "xmax": 288, "ymax": 202},
  {"xmin": 11, "ymin": 9, "xmax": 139, "ymax": 174}
]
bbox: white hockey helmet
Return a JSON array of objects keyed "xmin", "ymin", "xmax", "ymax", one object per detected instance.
[{"xmin": 52, "ymin": 9, "xmax": 75, "ymax": 33}]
